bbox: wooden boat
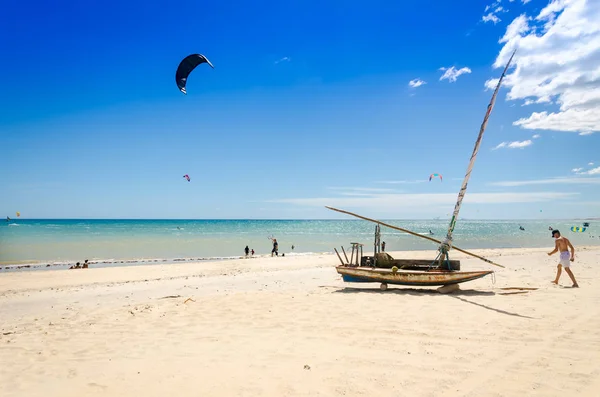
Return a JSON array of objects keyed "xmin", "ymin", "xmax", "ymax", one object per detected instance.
[
  {"xmin": 334, "ymin": 235, "xmax": 490, "ymax": 288},
  {"xmin": 327, "ymin": 51, "xmax": 517, "ymax": 289},
  {"xmin": 337, "ymin": 266, "xmax": 493, "ymax": 287},
  {"xmin": 360, "ymin": 252, "xmax": 461, "ymax": 270}
]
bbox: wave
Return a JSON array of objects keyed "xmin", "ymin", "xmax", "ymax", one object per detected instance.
[{"xmin": 0, "ymin": 251, "xmax": 333, "ymax": 272}]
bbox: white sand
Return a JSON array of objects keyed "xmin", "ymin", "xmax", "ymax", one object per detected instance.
[{"xmin": 1, "ymin": 247, "xmax": 600, "ymax": 396}]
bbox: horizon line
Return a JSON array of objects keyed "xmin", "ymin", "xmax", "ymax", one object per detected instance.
[{"xmin": 6, "ymin": 218, "xmax": 599, "ymax": 221}]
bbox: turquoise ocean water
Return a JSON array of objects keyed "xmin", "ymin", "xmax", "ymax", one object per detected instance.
[{"xmin": 1, "ymin": 219, "xmax": 598, "ymax": 271}]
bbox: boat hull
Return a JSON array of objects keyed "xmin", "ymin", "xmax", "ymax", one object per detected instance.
[{"xmin": 336, "ymin": 266, "xmax": 493, "ymax": 287}]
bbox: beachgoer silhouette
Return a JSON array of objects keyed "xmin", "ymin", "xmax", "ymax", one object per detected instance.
[
  {"xmin": 70, "ymin": 262, "xmax": 81, "ymax": 270},
  {"xmin": 271, "ymin": 238, "xmax": 278, "ymax": 257},
  {"xmin": 381, "ymin": 241, "xmax": 386, "ymax": 252},
  {"xmin": 244, "ymin": 245, "xmax": 250, "ymax": 257}
]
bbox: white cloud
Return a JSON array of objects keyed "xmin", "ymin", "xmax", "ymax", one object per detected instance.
[
  {"xmin": 522, "ymin": 0, "xmax": 531, "ymax": 4},
  {"xmin": 483, "ymin": 13, "xmax": 501, "ymax": 24},
  {"xmin": 532, "ymin": 134, "xmax": 541, "ymax": 138},
  {"xmin": 376, "ymin": 180, "xmax": 427, "ymax": 184},
  {"xmin": 578, "ymin": 129, "xmax": 595, "ymax": 136},
  {"xmin": 268, "ymin": 192, "xmax": 579, "ymax": 211},
  {"xmin": 327, "ymin": 187, "xmax": 398, "ymax": 195},
  {"xmin": 489, "ymin": 177, "xmax": 600, "ymax": 186},
  {"xmin": 482, "ymin": 0, "xmax": 509, "ymax": 24},
  {"xmin": 486, "ymin": 0, "xmax": 600, "ymax": 135},
  {"xmin": 492, "ymin": 139, "xmax": 533, "ymax": 149},
  {"xmin": 408, "ymin": 78, "xmax": 427, "ymax": 88},
  {"xmin": 578, "ymin": 166, "xmax": 600, "ymax": 175},
  {"xmin": 510, "ymin": 139, "xmax": 533, "ymax": 148},
  {"xmin": 439, "ymin": 66, "xmax": 472, "ymax": 82},
  {"xmin": 275, "ymin": 56, "xmax": 290, "ymax": 64},
  {"xmin": 328, "ymin": 187, "xmax": 393, "ymax": 192},
  {"xmin": 572, "ymin": 167, "xmax": 584, "ymax": 172},
  {"xmin": 589, "ymin": 162, "xmax": 595, "ymax": 166}
]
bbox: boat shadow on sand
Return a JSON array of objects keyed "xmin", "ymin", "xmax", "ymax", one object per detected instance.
[
  {"xmin": 326, "ymin": 287, "xmax": 536, "ymax": 319},
  {"xmin": 329, "ymin": 286, "xmax": 493, "ymax": 297}
]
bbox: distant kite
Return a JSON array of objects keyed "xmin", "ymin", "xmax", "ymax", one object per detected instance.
[
  {"xmin": 176, "ymin": 54, "xmax": 214, "ymax": 94},
  {"xmin": 429, "ymin": 173, "xmax": 442, "ymax": 182},
  {"xmin": 16, "ymin": 211, "xmax": 20, "ymax": 217},
  {"xmin": 183, "ymin": 174, "xmax": 190, "ymax": 182},
  {"xmin": 571, "ymin": 227, "xmax": 586, "ymax": 232}
]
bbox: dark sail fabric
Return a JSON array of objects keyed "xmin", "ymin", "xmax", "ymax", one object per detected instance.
[{"xmin": 175, "ymin": 54, "xmax": 214, "ymax": 94}]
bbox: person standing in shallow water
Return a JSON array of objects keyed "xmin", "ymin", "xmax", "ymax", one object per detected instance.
[
  {"xmin": 548, "ymin": 229, "xmax": 579, "ymax": 288},
  {"xmin": 271, "ymin": 238, "xmax": 278, "ymax": 257},
  {"xmin": 381, "ymin": 241, "xmax": 386, "ymax": 252},
  {"xmin": 244, "ymin": 246, "xmax": 249, "ymax": 257}
]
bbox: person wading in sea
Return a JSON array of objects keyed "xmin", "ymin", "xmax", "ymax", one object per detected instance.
[{"xmin": 548, "ymin": 229, "xmax": 579, "ymax": 288}]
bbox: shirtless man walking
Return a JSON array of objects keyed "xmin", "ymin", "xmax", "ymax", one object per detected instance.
[{"xmin": 547, "ymin": 229, "xmax": 579, "ymax": 288}]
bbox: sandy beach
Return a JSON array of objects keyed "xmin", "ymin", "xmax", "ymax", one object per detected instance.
[{"xmin": 1, "ymin": 246, "xmax": 600, "ymax": 397}]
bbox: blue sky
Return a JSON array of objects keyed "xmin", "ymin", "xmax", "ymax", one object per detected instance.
[{"xmin": 1, "ymin": 0, "xmax": 599, "ymax": 219}]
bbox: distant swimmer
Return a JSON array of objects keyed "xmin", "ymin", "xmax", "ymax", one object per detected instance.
[
  {"xmin": 519, "ymin": 226, "xmax": 525, "ymax": 231},
  {"xmin": 291, "ymin": 245, "xmax": 295, "ymax": 250},
  {"xmin": 429, "ymin": 230, "xmax": 434, "ymax": 235},
  {"xmin": 548, "ymin": 226, "xmax": 553, "ymax": 231},
  {"xmin": 69, "ymin": 262, "xmax": 82, "ymax": 270}
]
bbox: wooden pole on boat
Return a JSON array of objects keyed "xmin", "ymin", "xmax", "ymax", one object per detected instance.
[
  {"xmin": 360, "ymin": 244, "xmax": 363, "ymax": 264},
  {"xmin": 341, "ymin": 246, "xmax": 349, "ymax": 263},
  {"xmin": 325, "ymin": 206, "xmax": 505, "ymax": 268},
  {"xmin": 373, "ymin": 225, "xmax": 377, "ymax": 265},
  {"xmin": 333, "ymin": 248, "xmax": 345, "ymax": 266}
]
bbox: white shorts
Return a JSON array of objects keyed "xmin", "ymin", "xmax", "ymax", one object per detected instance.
[{"xmin": 559, "ymin": 251, "xmax": 571, "ymax": 268}]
